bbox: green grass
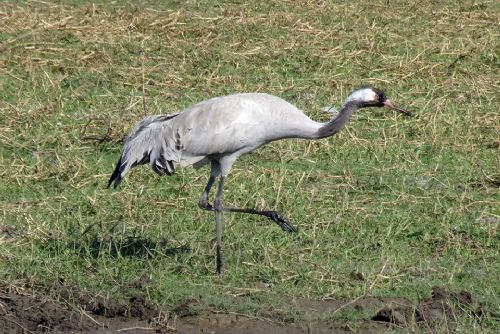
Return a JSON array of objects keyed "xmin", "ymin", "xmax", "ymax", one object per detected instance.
[{"xmin": 0, "ymin": 0, "xmax": 498, "ymax": 332}]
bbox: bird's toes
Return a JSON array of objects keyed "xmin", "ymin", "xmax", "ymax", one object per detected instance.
[
  {"xmin": 269, "ymin": 212, "xmax": 298, "ymax": 233},
  {"xmin": 281, "ymin": 221, "xmax": 298, "ymax": 233},
  {"xmin": 198, "ymin": 200, "xmax": 213, "ymax": 211}
]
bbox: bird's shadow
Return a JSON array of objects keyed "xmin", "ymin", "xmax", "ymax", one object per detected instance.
[
  {"xmin": 77, "ymin": 234, "xmax": 191, "ymax": 259},
  {"xmin": 40, "ymin": 222, "xmax": 191, "ymax": 260}
]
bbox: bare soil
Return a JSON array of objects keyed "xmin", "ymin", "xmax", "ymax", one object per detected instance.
[{"xmin": 0, "ymin": 285, "xmax": 487, "ymax": 333}]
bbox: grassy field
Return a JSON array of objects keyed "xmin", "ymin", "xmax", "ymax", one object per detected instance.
[{"xmin": 0, "ymin": 0, "xmax": 498, "ymax": 332}]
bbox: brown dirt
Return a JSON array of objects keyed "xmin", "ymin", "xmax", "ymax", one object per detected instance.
[
  {"xmin": 0, "ymin": 287, "xmax": 157, "ymax": 334},
  {"xmin": 0, "ymin": 286, "xmax": 488, "ymax": 333}
]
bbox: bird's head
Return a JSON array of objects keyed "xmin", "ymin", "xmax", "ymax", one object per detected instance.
[{"xmin": 343, "ymin": 86, "xmax": 411, "ymax": 116}]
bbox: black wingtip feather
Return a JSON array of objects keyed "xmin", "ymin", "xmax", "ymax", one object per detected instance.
[{"xmin": 108, "ymin": 157, "xmax": 123, "ymax": 189}]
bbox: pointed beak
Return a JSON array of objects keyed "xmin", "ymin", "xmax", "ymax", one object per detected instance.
[{"xmin": 384, "ymin": 99, "xmax": 412, "ymax": 116}]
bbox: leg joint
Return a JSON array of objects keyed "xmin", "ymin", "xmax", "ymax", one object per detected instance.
[{"xmin": 214, "ymin": 198, "xmax": 223, "ymax": 211}]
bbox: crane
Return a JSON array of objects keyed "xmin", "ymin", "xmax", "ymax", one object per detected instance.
[{"xmin": 108, "ymin": 86, "xmax": 410, "ymax": 274}]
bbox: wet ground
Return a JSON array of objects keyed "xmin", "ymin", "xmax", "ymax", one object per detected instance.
[{"xmin": 0, "ymin": 284, "xmax": 488, "ymax": 333}]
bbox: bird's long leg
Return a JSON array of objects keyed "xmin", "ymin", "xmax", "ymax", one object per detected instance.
[
  {"xmin": 198, "ymin": 174, "xmax": 216, "ymax": 210},
  {"xmin": 214, "ymin": 176, "xmax": 226, "ymax": 274},
  {"xmin": 198, "ymin": 162, "xmax": 220, "ymax": 210},
  {"xmin": 200, "ymin": 200, "xmax": 297, "ymax": 233},
  {"xmin": 222, "ymin": 206, "xmax": 297, "ymax": 233},
  {"xmin": 197, "ymin": 161, "xmax": 296, "ymax": 274}
]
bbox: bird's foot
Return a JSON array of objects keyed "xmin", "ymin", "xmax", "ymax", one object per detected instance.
[
  {"xmin": 265, "ymin": 211, "xmax": 297, "ymax": 233},
  {"xmin": 198, "ymin": 198, "xmax": 213, "ymax": 211}
]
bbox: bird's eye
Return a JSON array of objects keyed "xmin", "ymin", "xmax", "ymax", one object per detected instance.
[{"xmin": 379, "ymin": 92, "xmax": 386, "ymax": 102}]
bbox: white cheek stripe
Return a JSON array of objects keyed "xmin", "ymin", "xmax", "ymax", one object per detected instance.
[{"xmin": 343, "ymin": 88, "xmax": 377, "ymax": 105}]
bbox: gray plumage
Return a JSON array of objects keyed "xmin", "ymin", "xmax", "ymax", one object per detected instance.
[{"xmin": 108, "ymin": 86, "xmax": 410, "ymax": 274}]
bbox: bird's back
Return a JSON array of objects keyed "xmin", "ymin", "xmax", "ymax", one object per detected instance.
[
  {"xmin": 108, "ymin": 92, "xmax": 322, "ymax": 187},
  {"xmin": 172, "ymin": 93, "xmax": 320, "ymax": 159}
]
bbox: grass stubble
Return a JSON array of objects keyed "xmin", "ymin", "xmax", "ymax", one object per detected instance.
[{"xmin": 0, "ymin": 0, "xmax": 498, "ymax": 332}]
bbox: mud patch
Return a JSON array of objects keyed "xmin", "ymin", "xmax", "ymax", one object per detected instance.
[
  {"xmin": 1, "ymin": 225, "xmax": 21, "ymax": 239},
  {"xmin": 0, "ymin": 288, "xmax": 97, "ymax": 333},
  {"xmin": 173, "ymin": 287, "xmax": 489, "ymax": 334},
  {"xmin": 371, "ymin": 286, "xmax": 485, "ymax": 326},
  {"xmin": 175, "ymin": 311, "xmax": 359, "ymax": 334},
  {"xmin": 0, "ymin": 286, "xmax": 161, "ymax": 334},
  {"xmin": 0, "ymin": 285, "xmax": 490, "ymax": 333}
]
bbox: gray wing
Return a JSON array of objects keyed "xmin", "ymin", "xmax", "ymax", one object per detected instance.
[{"xmin": 108, "ymin": 113, "xmax": 181, "ymax": 188}]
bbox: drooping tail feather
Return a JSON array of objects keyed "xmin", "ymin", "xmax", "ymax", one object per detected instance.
[
  {"xmin": 107, "ymin": 113, "xmax": 181, "ymax": 188},
  {"xmin": 108, "ymin": 156, "xmax": 123, "ymax": 188}
]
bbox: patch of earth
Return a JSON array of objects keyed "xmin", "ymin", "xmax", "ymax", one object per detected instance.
[
  {"xmin": 1, "ymin": 225, "xmax": 21, "ymax": 239},
  {"xmin": 370, "ymin": 287, "xmax": 483, "ymax": 326},
  {"xmin": 174, "ymin": 311, "xmax": 360, "ymax": 334},
  {"xmin": 0, "ymin": 284, "xmax": 162, "ymax": 334},
  {"xmin": 0, "ymin": 285, "xmax": 489, "ymax": 334}
]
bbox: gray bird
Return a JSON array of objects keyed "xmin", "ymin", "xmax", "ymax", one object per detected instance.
[{"xmin": 108, "ymin": 85, "xmax": 410, "ymax": 274}]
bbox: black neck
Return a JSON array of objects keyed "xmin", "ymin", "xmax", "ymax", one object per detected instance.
[{"xmin": 316, "ymin": 101, "xmax": 361, "ymax": 139}]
